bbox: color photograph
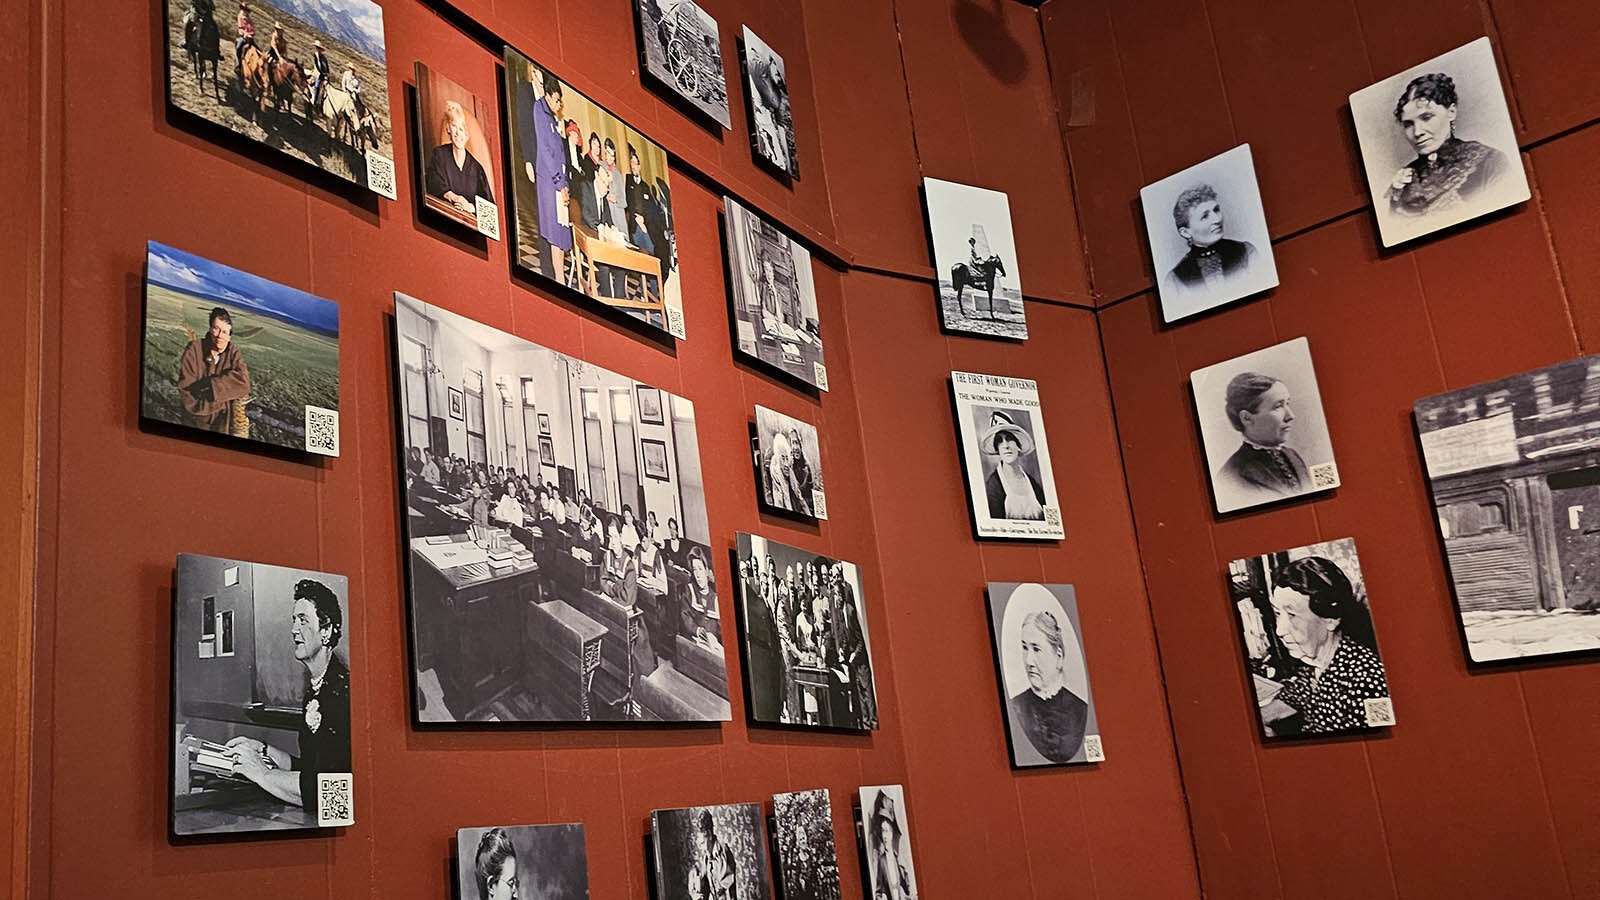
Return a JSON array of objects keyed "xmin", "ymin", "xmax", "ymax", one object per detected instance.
[
  {"xmin": 636, "ymin": 0, "xmax": 731, "ymax": 129},
  {"xmin": 986, "ymin": 582, "xmax": 1102, "ymax": 766},
  {"xmin": 455, "ymin": 824, "xmax": 589, "ymax": 900},
  {"xmin": 414, "ymin": 62, "xmax": 500, "ymax": 239},
  {"xmin": 753, "ymin": 406, "xmax": 827, "ymax": 520},
  {"xmin": 772, "ymin": 789, "xmax": 841, "ymax": 900},
  {"xmin": 142, "ymin": 241, "xmax": 340, "ymax": 456},
  {"xmin": 858, "ymin": 785, "xmax": 918, "ymax": 900},
  {"xmin": 650, "ymin": 803, "xmax": 773, "ymax": 900},
  {"xmin": 924, "ymin": 177, "xmax": 1026, "ymax": 340},
  {"xmin": 951, "ymin": 372, "xmax": 1063, "ymax": 540},
  {"xmin": 741, "ymin": 27, "xmax": 799, "ymax": 179},
  {"xmin": 724, "ymin": 196, "xmax": 826, "ymax": 390}
]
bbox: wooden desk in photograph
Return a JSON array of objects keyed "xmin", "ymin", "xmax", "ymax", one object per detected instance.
[{"xmin": 571, "ymin": 221, "xmax": 665, "ymax": 313}]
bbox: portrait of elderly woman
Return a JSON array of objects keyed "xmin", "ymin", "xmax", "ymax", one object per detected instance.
[
  {"xmin": 1165, "ymin": 185, "xmax": 1257, "ymax": 295},
  {"xmin": 415, "ymin": 64, "xmax": 498, "ymax": 235},
  {"xmin": 988, "ymin": 582, "xmax": 1101, "ymax": 767}
]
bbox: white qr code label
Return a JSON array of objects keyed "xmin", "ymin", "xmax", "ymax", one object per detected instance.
[
  {"xmin": 812, "ymin": 490, "xmax": 828, "ymax": 520},
  {"xmin": 1043, "ymin": 506, "xmax": 1062, "ymax": 527},
  {"xmin": 813, "ymin": 362, "xmax": 829, "ymax": 392},
  {"xmin": 666, "ymin": 307, "xmax": 686, "ymax": 340},
  {"xmin": 304, "ymin": 405, "xmax": 340, "ymax": 457},
  {"xmin": 365, "ymin": 151, "xmax": 397, "ymax": 200},
  {"xmin": 475, "ymin": 197, "xmax": 501, "ymax": 241},
  {"xmin": 316, "ymin": 772, "xmax": 354, "ymax": 827},
  {"xmin": 1363, "ymin": 697, "xmax": 1395, "ymax": 727},
  {"xmin": 1083, "ymin": 734, "xmax": 1105, "ymax": 762},
  {"xmin": 1311, "ymin": 461, "xmax": 1340, "ymax": 489}
]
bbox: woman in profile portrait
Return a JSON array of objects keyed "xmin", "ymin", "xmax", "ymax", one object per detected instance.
[
  {"xmin": 1387, "ymin": 72, "xmax": 1509, "ymax": 218},
  {"xmin": 980, "ymin": 411, "xmax": 1046, "ymax": 521}
]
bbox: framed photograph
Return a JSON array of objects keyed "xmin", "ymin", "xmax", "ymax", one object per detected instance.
[
  {"xmin": 1139, "ymin": 144, "xmax": 1279, "ymax": 323},
  {"xmin": 950, "ymin": 372, "xmax": 1063, "ymax": 540},
  {"xmin": 772, "ymin": 788, "xmax": 841, "ymax": 900},
  {"xmin": 753, "ymin": 406, "xmax": 827, "ymax": 520},
  {"xmin": 1228, "ymin": 538, "xmax": 1395, "ymax": 736},
  {"xmin": 538, "ymin": 412, "xmax": 551, "ymax": 435},
  {"xmin": 455, "ymin": 824, "xmax": 589, "ymax": 900},
  {"xmin": 1350, "ymin": 37, "xmax": 1529, "ymax": 248},
  {"xmin": 637, "ymin": 385, "xmax": 665, "ymax": 424},
  {"xmin": 502, "ymin": 47, "xmax": 686, "ymax": 339},
  {"xmin": 1191, "ymin": 337, "xmax": 1340, "ymax": 515},
  {"xmin": 734, "ymin": 533, "xmax": 878, "ymax": 731},
  {"xmin": 858, "ymin": 785, "xmax": 918, "ymax": 900},
  {"xmin": 740, "ymin": 27, "xmax": 799, "ymax": 179},
  {"xmin": 923, "ymin": 177, "xmax": 1027, "ymax": 341},
  {"xmin": 1416, "ymin": 356, "xmax": 1600, "ymax": 662},
  {"xmin": 447, "ymin": 386, "xmax": 465, "ymax": 420},
  {"xmin": 724, "ymin": 196, "xmax": 826, "ymax": 390},
  {"xmin": 141, "ymin": 241, "xmax": 341, "ymax": 457},
  {"xmin": 162, "ymin": 0, "xmax": 396, "ymax": 198},
  {"xmin": 394, "ymin": 292, "xmax": 729, "ymax": 723},
  {"xmin": 413, "ymin": 62, "xmax": 500, "ymax": 239},
  {"xmin": 172, "ymin": 554, "xmax": 353, "ymax": 835},
  {"xmin": 986, "ymin": 583, "xmax": 1102, "ymax": 766},
  {"xmin": 635, "ymin": 0, "xmax": 731, "ymax": 129},
  {"xmin": 650, "ymin": 803, "xmax": 773, "ymax": 900}
]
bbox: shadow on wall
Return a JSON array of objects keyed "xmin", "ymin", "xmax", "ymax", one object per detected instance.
[{"xmin": 953, "ymin": 0, "xmax": 1030, "ymax": 85}]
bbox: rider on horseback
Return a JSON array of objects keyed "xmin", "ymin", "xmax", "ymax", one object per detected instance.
[
  {"xmin": 180, "ymin": 0, "xmax": 215, "ymax": 49},
  {"xmin": 967, "ymin": 237, "xmax": 991, "ymax": 289},
  {"xmin": 309, "ymin": 39, "xmax": 330, "ymax": 114},
  {"xmin": 266, "ymin": 22, "xmax": 287, "ymax": 69},
  {"xmin": 341, "ymin": 64, "xmax": 367, "ymax": 121},
  {"xmin": 234, "ymin": 2, "xmax": 256, "ymax": 74}
]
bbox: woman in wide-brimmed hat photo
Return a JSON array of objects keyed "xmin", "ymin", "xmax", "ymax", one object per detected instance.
[{"xmin": 981, "ymin": 410, "xmax": 1045, "ymax": 521}]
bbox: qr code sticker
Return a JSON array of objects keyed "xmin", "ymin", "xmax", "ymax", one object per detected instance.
[
  {"xmin": 1043, "ymin": 506, "xmax": 1062, "ymax": 527},
  {"xmin": 813, "ymin": 362, "xmax": 829, "ymax": 392},
  {"xmin": 1363, "ymin": 697, "xmax": 1395, "ymax": 727},
  {"xmin": 1311, "ymin": 462, "xmax": 1340, "ymax": 489},
  {"xmin": 812, "ymin": 490, "xmax": 828, "ymax": 520},
  {"xmin": 666, "ymin": 306, "xmax": 687, "ymax": 340},
  {"xmin": 304, "ymin": 405, "xmax": 340, "ymax": 457},
  {"xmin": 475, "ymin": 196, "xmax": 502, "ymax": 241},
  {"xmin": 317, "ymin": 772, "xmax": 354, "ymax": 827},
  {"xmin": 365, "ymin": 151, "xmax": 397, "ymax": 200},
  {"xmin": 1083, "ymin": 734, "xmax": 1105, "ymax": 762}
]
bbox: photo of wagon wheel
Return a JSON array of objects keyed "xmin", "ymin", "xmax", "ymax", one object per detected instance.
[{"xmin": 668, "ymin": 36, "xmax": 700, "ymax": 97}]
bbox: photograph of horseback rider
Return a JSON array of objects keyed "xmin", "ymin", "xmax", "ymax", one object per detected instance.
[{"xmin": 923, "ymin": 177, "xmax": 1028, "ymax": 340}]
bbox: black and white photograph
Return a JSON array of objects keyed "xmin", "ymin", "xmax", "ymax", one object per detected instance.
[
  {"xmin": 986, "ymin": 582, "xmax": 1102, "ymax": 767},
  {"xmin": 772, "ymin": 788, "xmax": 841, "ymax": 900},
  {"xmin": 923, "ymin": 177, "xmax": 1026, "ymax": 340},
  {"xmin": 1138, "ymin": 144, "xmax": 1279, "ymax": 323},
  {"xmin": 172, "ymin": 554, "xmax": 352, "ymax": 835},
  {"xmin": 650, "ymin": 802, "xmax": 773, "ymax": 900},
  {"xmin": 414, "ymin": 62, "xmax": 500, "ymax": 239},
  {"xmin": 754, "ymin": 406, "xmax": 827, "ymax": 520},
  {"xmin": 1416, "ymin": 356, "xmax": 1600, "ymax": 663},
  {"xmin": 395, "ymin": 293, "xmax": 730, "ymax": 723},
  {"xmin": 734, "ymin": 534, "xmax": 878, "ymax": 731},
  {"xmin": 1227, "ymin": 538, "xmax": 1395, "ymax": 737},
  {"xmin": 635, "ymin": 0, "xmax": 731, "ymax": 129},
  {"xmin": 455, "ymin": 823, "xmax": 590, "ymax": 900},
  {"xmin": 950, "ymin": 372, "xmax": 1063, "ymax": 540},
  {"xmin": 740, "ymin": 27, "xmax": 799, "ymax": 179},
  {"xmin": 1191, "ymin": 337, "xmax": 1340, "ymax": 515},
  {"xmin": 1350, "ymin": 36, "xmax": 1529, "ymax": 248},
  {"xmin": 857, "ymin": 785, "xmax": 918, "ymax": 900},
  {"xmin": 724, "ymin": 196, "xmax": 826, "ymax": 390}
]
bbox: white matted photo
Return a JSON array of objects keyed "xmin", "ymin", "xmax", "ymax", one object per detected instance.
[
  {"xmin": 724, "ymin": 196, "xmax": 825, "ymax": 390},
  {"xmin": 650, "ymin": 802, "xmax": 773, "ymax": 900},
  {"xmin": 741, "ymin": 27, "xmax": 798, "ymax": 179},
  {"xmin": 1139, "ymin": 144, "xmax": 1278, "ymax": 323},
  {"xmin": 772, "ymin": 788, "xmax": 842, "ymax": 900},
  {"xmin": 1227, "ymin": 538, "xmax": 1395, "ymax": 737},
  {"xmin": 456, "ymin": 824, "xmax": 589, "ymax": 900},
  {"xmin": 754, "ymin": 406, "xmax": 827, "ymax": 520},
  {"xmin": 924, "ymin": 177, "xmax": 1026, "ymax": 340},
  {"xmin": 986, "ymin": 583, "xmax": 1102, "ymax": 767},
  {"xmin": 1350, "ymin": 37, "xmax": 1529, "ymax": 248},
  {"xmin": 951, "ymin": 372, "xmax": 1063, "ymax": 540},
  {"xmin": 858, "ymin": 785, "xmax": 918, "ymax": 900},
  {"xmin": 1191, "ymin": 337, "xmax": 1339, "ymax": 515}
]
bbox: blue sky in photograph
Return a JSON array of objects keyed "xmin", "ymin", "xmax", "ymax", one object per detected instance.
[{"xmin": 146, "ymin": 242, "xmax": 339, "ymax": 336}]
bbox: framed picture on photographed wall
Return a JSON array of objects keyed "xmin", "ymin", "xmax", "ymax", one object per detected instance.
[
  {"xmin": 538, "ymin": 412, "xmax": 551, "ymax": 435},
  {"xmin": 413, "ymin": 62, "xmax": 501, "ymax": 239},
  {"xmin": 986, "ymin": 582, "xmax": 1103, "ymax": 766},
  {"xmin": 753, "ymin": 406, "xmax": 827, "ymax": 520},
  {"xmin": 641, "ymin": 438, "xmax": 670, "ymax": 480},
  {"xmin": 447, "ymin": 387, "xmax": 464, "ymax": 419},
  {"xmin": 950, "ymin": 372, "xmax": 1063, "ymax": 540},
  {"xmin": 723, "ymin": 195, "xmax": 827, "ymax": 391},
  {"xmin": 456, "ymin": 824, "xmax": 589, "ymax": 900},
  {"xmin": 637, "ymin": 385, "xmax": 665, "ymax": 424},
  {"xmin": 634, "ymin": 0, "xmax": 732, "ymax": 129},
  {"xmin": 650, "ymin": 803, "xmax": 773, "ymax": 900},
  {"xmin": 740, "ymin": 27, "xmax": 799, "ymax": 180},
  {"xmin": 923, "ymin": 178, "xmax": 1027, "ymax": 341}
]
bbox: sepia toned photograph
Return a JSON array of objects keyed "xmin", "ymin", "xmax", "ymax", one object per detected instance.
[
  {"xmin": 503, "ymin": 47, "xmax": 685, "ymax": 338},
  {"xmin": 734, "ymin": 534, "xmax": 877, "ymax": 731},
  {"xmin": 1350, "ymin": 37, "xmax": 1529, "ymax": 248},
  {"xmin": 456, "ymin": 823, "xmax": 589, "ymax": 900},
  {"xmin": 142, "ymin": 241, "xmax": 340, "ymax": 457},
  {"xmin": 858, "ymin": 785, "xmax": 918, "ymax": 900},
  {"xmin": 1416, "ymin": 356, "xmax": 1600, "ymax": 663},
  {"xmin": 772, "ymin": 788, "xmax": 841, "ymax": 900},
  {"xmin": 172, "ymin": 554, "xmax": 352, "ymax": 835},
  {"xmin": 753, "ymin": 406, "xmax": 827, "ymax": 520},
  {"xmin": 395, "ymin": 293, "xmax": 729, "ymax": 723},
  {"xmin": 740, "ymin": 27, "xmax": 799, "ymax": 179},
  {"xmin": 951, "ymin": 372, "xmax": 1063, "ymax": 540},
  {"xmin": 986, "ymin": 583, "xmax": 1102, "ymax": 767},
  {"xmin": 1191, "ymin": 337, "xmax": 1339, "ymax": 515},
  {"xmin": 1228, "ymin": 538, "xmax": 1395, "ymax": 737},
  {"xmin": 413, "ymin": 62, "xmax": 500, "ymax": 239},
  {"xmin": 724, "ymin": 196, "xmax": 826, "ymax": 390},
  {"xmin": 165, "ymin": 0, "xmax": 396, "ymax": 197},
  {"xmin": 923, "ymin": 177, "xmax": 1026, "ymax": 340},
  {"xmin": 636, "ymin": 0, "xmax": 731, "ymax": 129},
  {"xmin": 1139, "ymin": 144, "xmax": 1279, "ymax": 323},
  {"xmin": 651, "ymin": 802, "xmax": 773, "ymax": 900}
]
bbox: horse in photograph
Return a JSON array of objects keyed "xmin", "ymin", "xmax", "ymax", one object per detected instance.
[
  {"xmin": 238, "ymin": 42, "xmax": 272, "ymax": 119},
  {"xmin": 182, "ymin": 1, "xmax": 223, "ymax": 100},
  {"xmin": 952, "ymin": 255, "xmax": 1009, "ymax": 319},
  {"xmin": 266, "ymin": 57, "xmax": 312, "ymax": 119},
  {"xmin": 320, "ymin": 86, "xmax": 377, "ymax": 152}
]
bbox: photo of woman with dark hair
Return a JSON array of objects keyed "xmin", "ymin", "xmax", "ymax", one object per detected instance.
[
  {"xmin": 1385, "ymin": 71, "xmax": 1510, "ymax": 219},
  {"xmin": 861, "ymin": 786, "xmax": 917, "ymax": 900}
]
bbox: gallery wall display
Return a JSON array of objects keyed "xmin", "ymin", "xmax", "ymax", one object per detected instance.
[
  {"xmin": 1349, "ymin": 36, "xmax": 1529, "ymax": 248},
  {"xmin": 1227, "ymin": 538, "xmax": 1395, "ymax": 737},
  {"xmin": 394, "ymin": 293, "xmax": 729, "ymax": 723},
  {"xmin": 740, "ymin": 27, "xmax": 799, "ymax": 179},
  {"xmin": 1138, "ymin": 144, "xmax": 1279, "ymax": 323},
  {"xmin": 723, "ymin": 196, "xmax": 827, "ymax": 390},
  {"xmin": 1190, "ymin": 337, "xmax": 1340, "ymax": 515},
  {"xmin": 950, "ymin": 372, "xmax": 1064, "ymax": 540},
  {"xmin": 985, "ymin": 582, "xmax": 1103, "ymax": 766},
  {"xmin": 858, "ymin": 785, "xmax": 919, "ymax": 900},
  {"xmin": 753, "ymin": 406, "xmax": 828, "ymax": 520},
  {"xmin": 413, "ymin": 62, "xmax": 501, "ymax": 240},
  {"xmin": 456, "ymin": 823, "xmax": 590, "ymax": 900},
  {"xmin": 1416, "ymin": 356, "xmax": 1600, "ymax": 663},
  {"xmin": 141, "ymin": 241, "xmax": 341, "ymax": 457},
  {"xmin": 503, "ymin": 47, "xmax": 686, "ymax": 339},
  {"xmin": 650, "ymin": 802, "xmax": 773, "ymax": 900},
  {"xmin": 923, "ymin": 178, "xmax": 1027, "ymax": 340},
  {"xmin": 163, "ymin": 0, "xmax": 397, "ymax": 198},
  {"xmin": 733, "ymin": 533, "xmax": 878, "ymax": 730},
  {"xmin": 772, "ymin": 788, "xmax": 842, "ymax": 900},
  {"xmin": 172, "ymin": 554, "xmax": 353, "ymax": 836},
  {"xmin": 635, "ymin": 0, "xmax": 732, "ymax": 129}
]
